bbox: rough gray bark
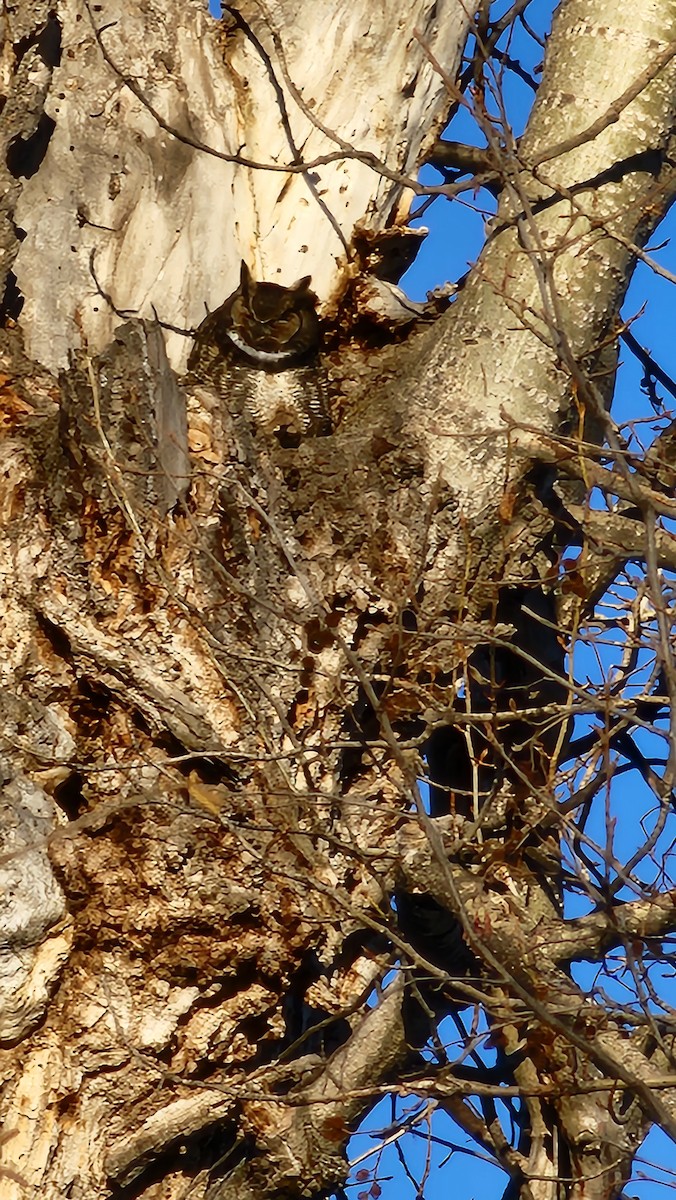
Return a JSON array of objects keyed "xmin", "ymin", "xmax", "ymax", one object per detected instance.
[{"xmin": 2, "ymin": 2, "xmax": 676, "ymax": 1199}]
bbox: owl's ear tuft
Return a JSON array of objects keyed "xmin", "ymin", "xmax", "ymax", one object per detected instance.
[
  {"xmin": 289, "ymin": 274, "xmax": 313, "ymax": 295},
  {"xmin": 240, "ymin": 260, "xmax": 254, "ymax": 297}
]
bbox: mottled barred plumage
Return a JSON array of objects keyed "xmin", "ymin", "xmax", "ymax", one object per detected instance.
[{"xmin": 188, "ymin": 262, "xmax": 331, "ymax": 438}]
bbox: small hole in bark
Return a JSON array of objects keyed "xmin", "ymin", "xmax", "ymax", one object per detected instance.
[
  {"xmin": 178, "ymin": 755, "xmax": 238, "ymax": 788},
  {"xmin": 283, "ymin": 466, "xmax": 301, "ymax": 489},
  {"xmin": 6, "ymin": 114, "xmax": 56, "ymax": 178},
  {"xmin": 132, "ymin": 709, "xmax": 152, "ymax": 735},
  {"xmin": 401, "ymin": 607, "xmax": 418, "ymax": 632},
  {"xmin": 53, "ymin": 771, "xmax": 85, "ymax": 821},
  {"xmin": 14, "ymin": 14, "xmax": 61, "ymax": 68},
  {"xmin": 274, "ymin": 426, "xmax": 302, "ymax": 449},
  {"xmin": 38, "ymin": 14, "xmax": 62, "ymax": 67},
  {"xmin": 0, "ymin": 271, "xmax": 24, "ymax": 323},
  {"xmin": 305, "ymin": 618, "xmax": 332, "ymax": 653},
  {"xmin": 36, "ymin": 612, "xmax": 73, "ymax": 661},
  {"xmin": 77, "ymin": 676, "xmax": 112, "ymax": 709}
]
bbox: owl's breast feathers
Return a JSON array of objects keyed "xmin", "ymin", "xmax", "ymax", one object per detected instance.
[{"xmin": 188, "ymin": 261, "xmax": 329, "ymax": 437}]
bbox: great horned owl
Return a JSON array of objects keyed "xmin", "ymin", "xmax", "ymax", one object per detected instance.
[{"xmin": 188, "ymin": 261, "xmax": 330, "ymax": 440}]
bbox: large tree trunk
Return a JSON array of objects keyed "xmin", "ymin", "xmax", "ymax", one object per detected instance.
[{"xmin": 2, "ymin": 2, "xmax": 676, "ymax": 1198}]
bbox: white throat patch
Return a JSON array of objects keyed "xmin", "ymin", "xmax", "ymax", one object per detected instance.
[{"xmin": 227, "ymin": 328, "xmax": 301, "ymax": 364}]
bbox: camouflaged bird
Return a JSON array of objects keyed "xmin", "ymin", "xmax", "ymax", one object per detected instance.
[{"xmin": 188, "ymin": 261, "xmax": 330, "ymax": 439}]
